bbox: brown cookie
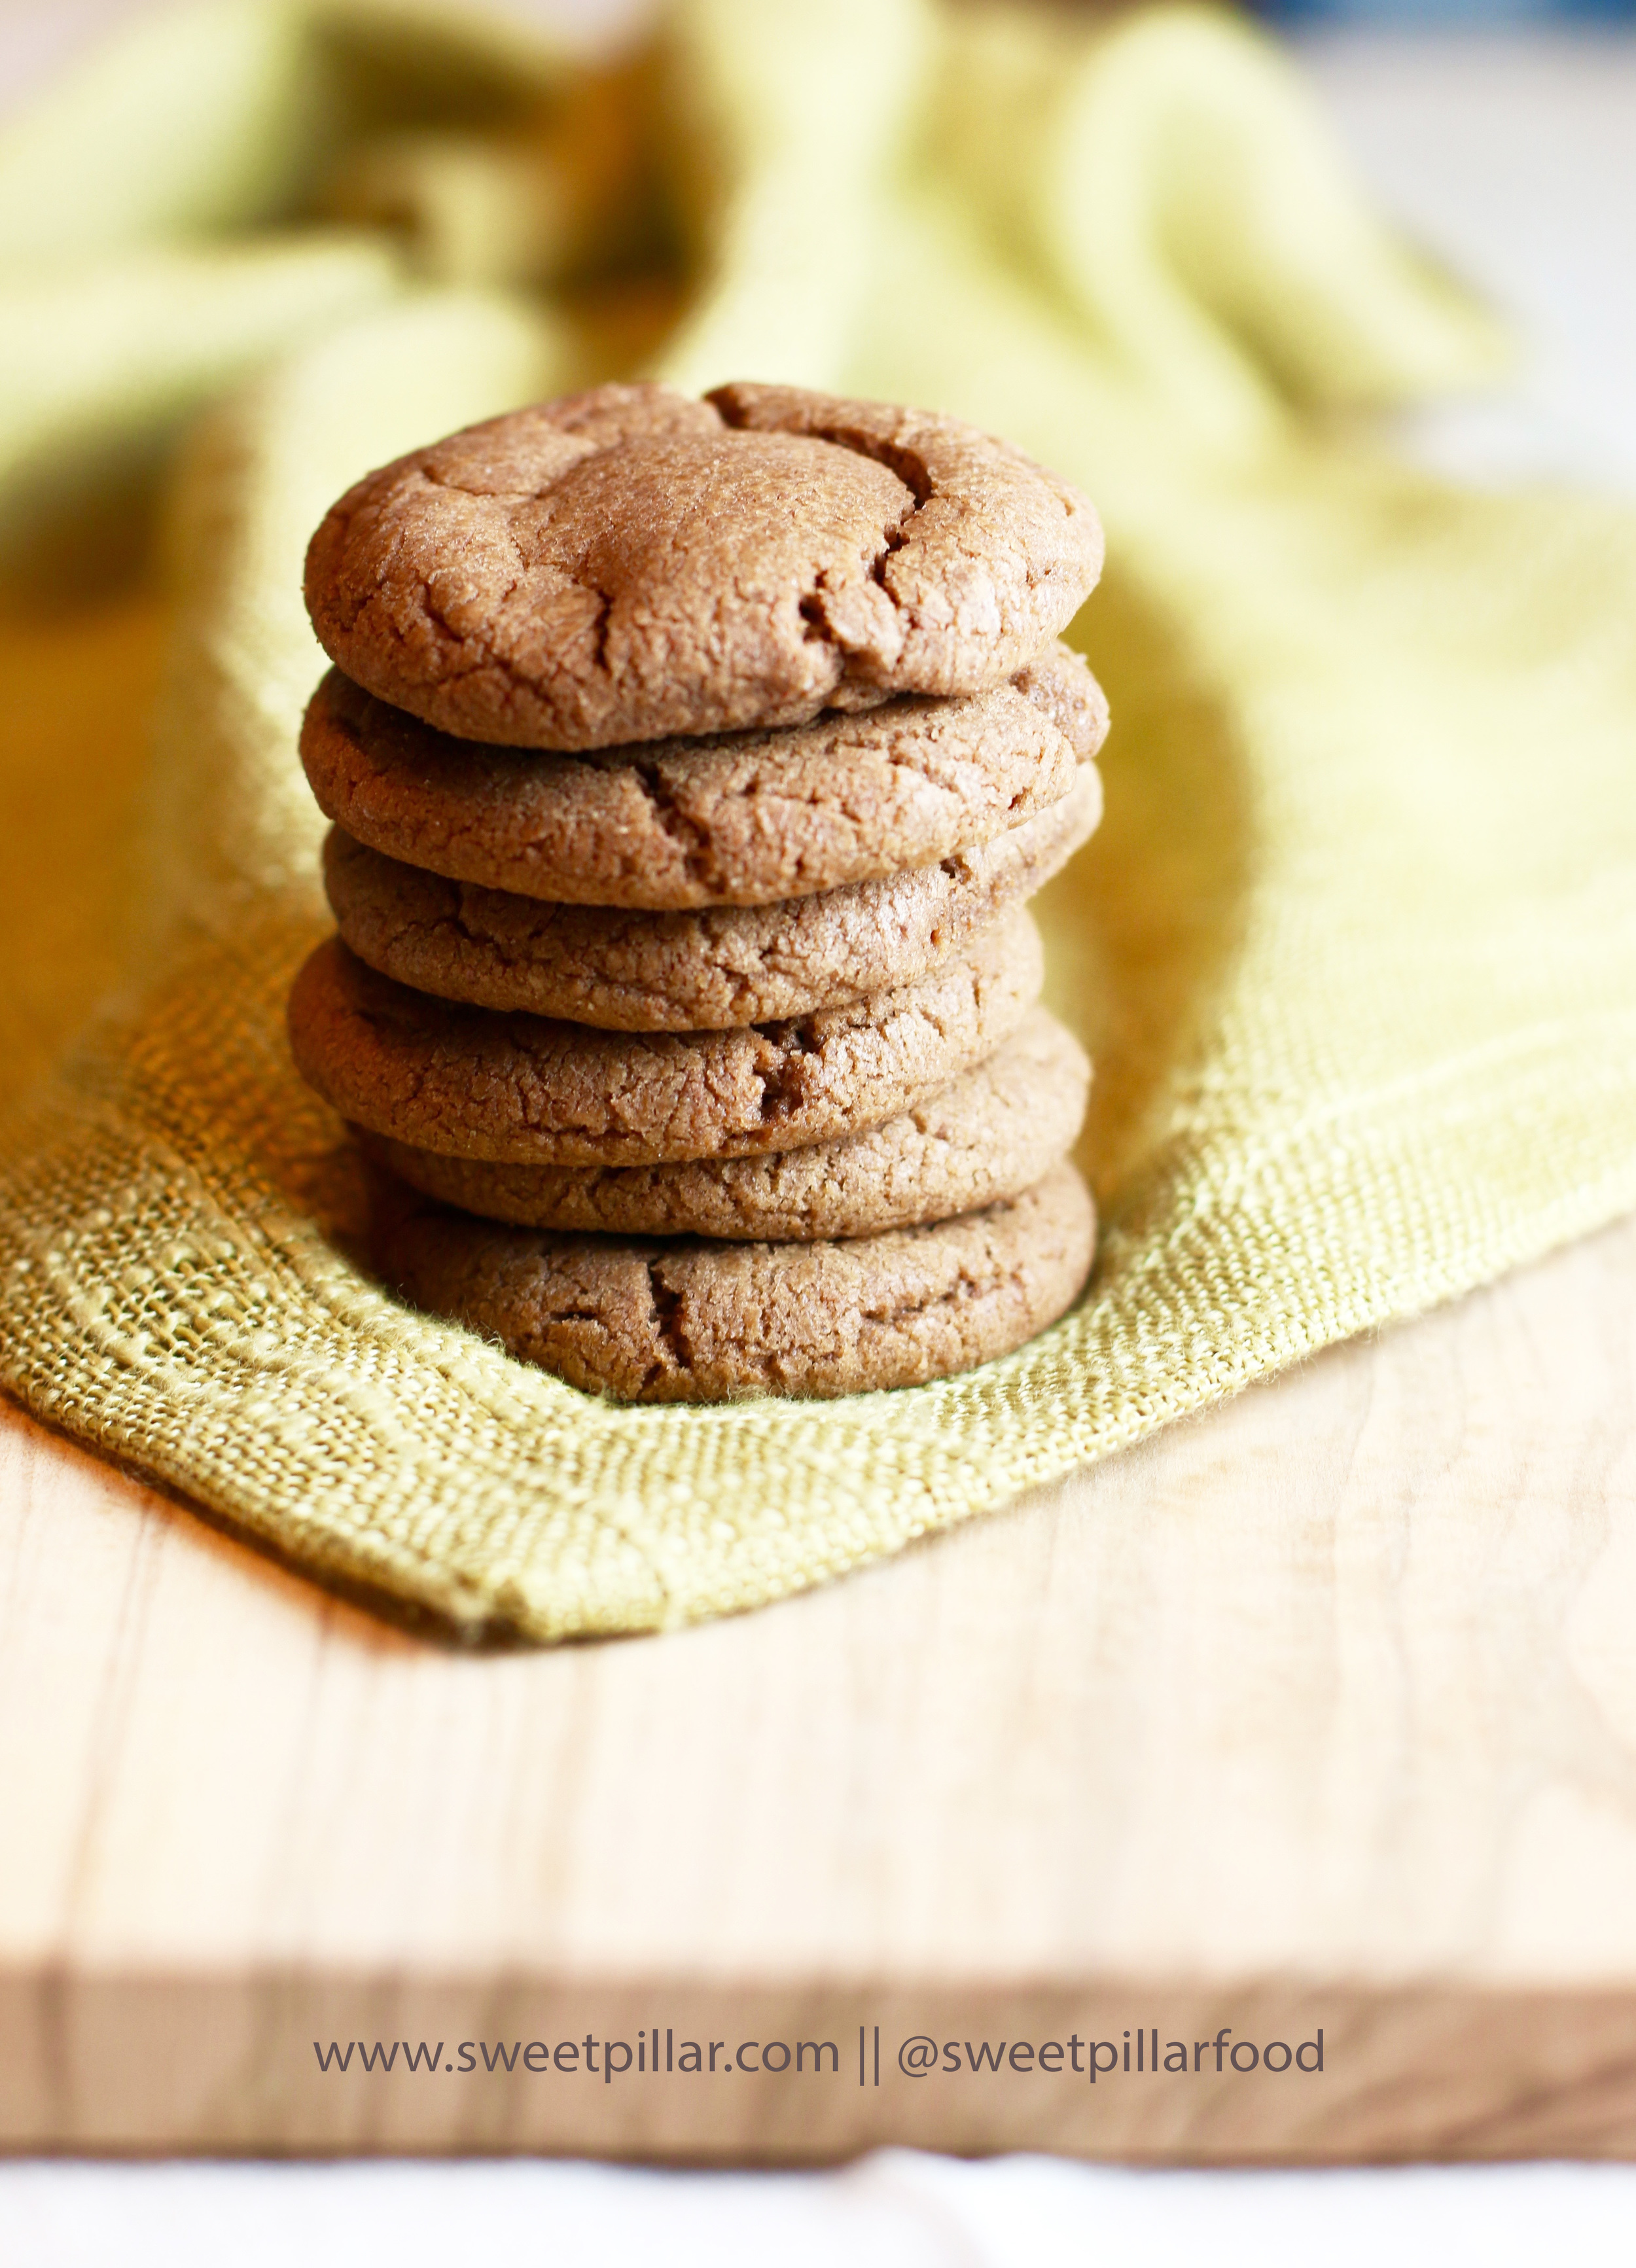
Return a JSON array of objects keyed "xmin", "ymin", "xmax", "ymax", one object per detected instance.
[
  {"xmin": 300, "ymin": 643, "xmax": 1108, "ymax": 910},
  {"xmin": 303, "ymin": 380, "xmax": 1103, "ymax": 749},
  {"xmin": 371, "ymin": 1158, "xmax": 1095, "ymax": 1402},
  {"xmin": 288, "ymin": 912, "xmax": 1042, "ymax": 1167},
  {"xmin": 358, "ymin": 1008, "xmax": 1089, "ymax": 1240},
  {"xmin": 323, "ymin": 765, "xmax": 1099, "ymax": 1029}
]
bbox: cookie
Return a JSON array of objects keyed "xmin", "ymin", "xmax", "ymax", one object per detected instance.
[
  {"xmin": 288, "ymin": 912, "xmax": 1042, "ymax": 1168},
  {"xmin": 303, "ymin": 380, "xmax": 1104, "ymax": 749},
  {"xmin": 300, "ymin": 643, "xmax": 1108, "ymax": 910},
  {"xmin": 357, "ymin": 1008, "xmax": 1088, "ymax": 1240},
  {"xmin": 323, "ymin": 765, "xmax": 1099, "ymax": 1029},
  {"xmin": 371, "ymin": 1158, "xmax": 1095, "ymax": 1402}
]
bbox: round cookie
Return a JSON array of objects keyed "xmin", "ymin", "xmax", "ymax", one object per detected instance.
[
  {"xmin": 300, "ymin": 642, "xmax": 1109, "ymax": 910},
  {"xmin": 288, "ymin": 912, "xmax": 1042, "ymax": 1168},
  {"xmin": 359, "ymin": 1008, "xmax": 1089, "ymax": 1240},
  {"xmin": 323, "ymin": 766, "xmax": 1099, "ymax": 1029},
  {"xmin": 371, "ymin": 1159, "xmax": 1096, "ymax": 1402},
  {"xmin": 303, "ymin": 380, "xmax": 1104, "ymax": 749}
]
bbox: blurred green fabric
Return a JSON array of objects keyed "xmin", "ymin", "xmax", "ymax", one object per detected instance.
[{"xmin": 2, "ymin": 0, "xmax": 1632, "ymax": 1639}]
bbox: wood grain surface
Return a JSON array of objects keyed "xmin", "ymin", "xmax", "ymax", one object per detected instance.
[{"xmin": 3, "ymin": 1213, "xmax": 1635, "ymax": 2161}]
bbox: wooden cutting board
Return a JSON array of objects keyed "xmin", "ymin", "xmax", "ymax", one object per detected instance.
[{"xmin": 3, "ymin": 1212, "xmax": 1635, "ymax": 2163}]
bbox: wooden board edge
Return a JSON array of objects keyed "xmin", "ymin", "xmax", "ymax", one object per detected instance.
[{"xmin": 4, "ymin": 1970, "xmax": 1635, "ymax": 2161}]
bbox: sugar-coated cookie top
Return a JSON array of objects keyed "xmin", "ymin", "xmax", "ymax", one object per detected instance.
[{"xmin": 303, "ymin": 381, "xmax": 1104, "ymax": 750}]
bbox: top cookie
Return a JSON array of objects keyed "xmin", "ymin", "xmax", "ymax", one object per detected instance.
[{"xmin": 302, "ymin": 380, "xmax": 1104, "ymax": 750}]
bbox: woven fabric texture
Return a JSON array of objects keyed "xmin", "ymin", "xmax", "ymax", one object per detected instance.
[{"xmin": 3, "ymin": 0, "xmax": 1634, "ymax": 1639}]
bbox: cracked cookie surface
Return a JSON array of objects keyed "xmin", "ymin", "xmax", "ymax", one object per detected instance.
[
  {"xmin": 303, "ymin": 380, "xmax": 1103, "ymax": 750},
  {"xmin": 300, "ymin": 643, "xmax": 1107, "ymax": 908},
  {"xmin": 371, "ymin": 1158, "xmax": 1095, "ymax": 1401},
  {"xmin": 288, "ymin": 913, "xmax": 1042, "ymax": 1167},
  {"xmin": 323, "ymin": 766, "xmax": 1098, "ymax": 1029},
  {"xmin": 359, "ymin": 1009, "xmax": 1089, "ymax": 1240}
]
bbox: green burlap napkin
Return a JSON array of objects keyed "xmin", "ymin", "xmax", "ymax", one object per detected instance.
[{"xmin": 3, "ymin": 0, "xmax": 1633, "ymax": 1638}]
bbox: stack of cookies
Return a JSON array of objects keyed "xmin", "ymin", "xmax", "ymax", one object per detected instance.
[{"xmin": 287, "ymin": 381, "xmax": 1107, "ymax": 1401}]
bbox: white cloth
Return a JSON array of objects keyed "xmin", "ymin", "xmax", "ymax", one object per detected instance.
[{"xmin": 5, "ymin": 2152, "xmax": 1636, "ymax": 2265}]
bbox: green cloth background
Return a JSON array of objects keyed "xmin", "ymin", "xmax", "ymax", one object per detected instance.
[{"xmin": 3, "ymin": 0, "xmax": 1633, "ymax": 1639}]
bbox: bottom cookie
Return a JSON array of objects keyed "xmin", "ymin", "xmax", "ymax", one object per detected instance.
[{"xmin": 372, "ymin": 1160, "xmax": 1095, "ymax": 1403}]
